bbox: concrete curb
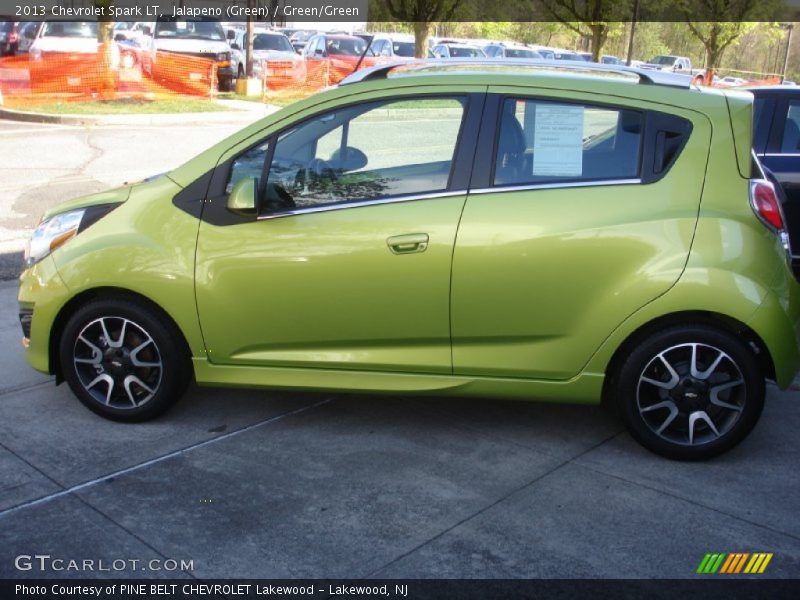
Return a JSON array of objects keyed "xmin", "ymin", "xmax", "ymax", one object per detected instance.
[{"xmin": 0, "ymin": 101, "xmax": 278, "ymax": 126}]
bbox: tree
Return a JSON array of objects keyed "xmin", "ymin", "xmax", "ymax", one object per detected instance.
[
  {"xmin": 676, "ymin": 0, "xmax": 779, "ymax": 82},
  {"xmin": 380, "ymin": 0, "xmax": 466, "ymax": 58},
  {"xmin": 542, "ymin": 0, "xmax": 633, "ymax": 61}
]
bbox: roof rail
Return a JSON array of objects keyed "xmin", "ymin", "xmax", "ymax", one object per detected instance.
[{"xmin": 339, "ymin": 58, "xmax": 694, "ymax": 89}]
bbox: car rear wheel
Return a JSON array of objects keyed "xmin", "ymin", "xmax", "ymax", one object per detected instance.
[
  {"xmin": 614, "ymin": 325, "xmax": 765, "ymax": 460},
  {"xmin": 59, "ymin": 298, "xmax": 191, "ymax": 422}
]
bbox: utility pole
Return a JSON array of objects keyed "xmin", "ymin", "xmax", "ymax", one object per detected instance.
[
  {"xmin": 781, "ymin": 23, "xmax": 793, "ymax": 83},
  {"xmin": 246, "ymin": 0, "xmax": 255, "ymax": 78}
]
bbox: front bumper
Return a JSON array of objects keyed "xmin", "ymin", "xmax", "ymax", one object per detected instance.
[{"xmin": 18, "ymin": 256, "xmax": 71, "ymax": 374}]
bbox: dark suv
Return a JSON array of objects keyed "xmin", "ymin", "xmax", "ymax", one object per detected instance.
[{"xmin": 749, "ymin": 86, "xmax": 800, "ymax": 271}]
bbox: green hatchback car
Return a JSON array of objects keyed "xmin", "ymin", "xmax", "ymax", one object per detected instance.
[{"xmin": 18, "ymin": 61, "xmax": 800, "ymax": 460}]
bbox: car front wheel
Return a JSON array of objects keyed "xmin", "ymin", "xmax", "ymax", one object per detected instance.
[
  {"xmin": 59, "ymin": 297, "xmax": 191, "ymax": 422},
  {"xmin": 614, "ymin": 325, "xmax": 765, "ymax": 460}
]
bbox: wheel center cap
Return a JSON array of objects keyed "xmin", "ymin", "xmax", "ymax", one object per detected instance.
[
  {"xmin": 103, "ymin": 348, "xmax": 130, "ymax": 374},
  {"xmin": 675, "ymin": 376, "xmax": 709, "ymax": 409}
]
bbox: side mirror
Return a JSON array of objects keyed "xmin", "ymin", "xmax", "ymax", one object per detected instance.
[
  {"xmin": 114, "ymin": 33, "xmax": 126, "ymax": 42},
  {"xmin": 141, "ymin": 26, "xmax": 152, "ymax": 37},
  {"xmin": 227, "ymin": 177, "xmax": 258, "ymax": 214},
  {"xmin": 227, "ymin": 29, "xmax": 236, "ymax": 40},
  {"xmin": 315, "ymin": 48, "xmax": 324, "ymax": 56}
]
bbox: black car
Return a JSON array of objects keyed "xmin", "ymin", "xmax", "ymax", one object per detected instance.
[{"xmin": 749, "ymin": 85, "xmax": 800, "ymax": 269}]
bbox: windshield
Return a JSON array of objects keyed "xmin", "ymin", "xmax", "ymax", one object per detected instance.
[
  {"xmin": 650, "ymin": 55, "xmax": 677, "ymax": 66},
  {"xmin": 43, "ymin": 22, "xmax": 97, "ymax": 38},
  {"xmin": 155, "ymin": 21, "xmax": 225, "ymax": 41},
  {"xmin": 392, "ymin": 41, "xmax": 415, "ymax": 57},
  {"xmin": 326, "ymin": 37, "xmax": 366, "ymax": 56},
  {"xmin": 253, "ymin": 33, "xmax": 294, "ymax": 52},
  {"xmin": 450, "ymin": 46, "xmax": 485, "ymax": 58}
]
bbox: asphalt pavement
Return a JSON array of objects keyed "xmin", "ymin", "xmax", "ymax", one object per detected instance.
[{"xmin": 1, "ymin": 119, "xmax": 799, "ymax": 580}]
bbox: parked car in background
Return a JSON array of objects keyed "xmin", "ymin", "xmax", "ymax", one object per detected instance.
[
  {"xmin": 303, "ymin": 32, "xmax": 370, "ymax": 59},
  {"xmin": 139, "ymin": 19, "xmax": 234, "ymax": 91},
  {"xmin": 288, "ymin": 30, "xmax": 318, "ymax": 54},
  {"xmin": 303, "ymin": 33, "xmax": 372, "ymax": 85},
  {"xmin": 232, "ymin": 29, "xmax": 303, "ymax": 83},
  {"xmin": 552, "ymin": 50, "xmax": 583, "ymax": 61},
  {"xmin": 18, "ymin": 61, "xmax": 799, "ymax": 462},
  {"xmin": 643, "ymin": 55, "xmax": 692, "ymax": 72},
  {"xmin": 0, "ymin": 20, "xmax": 19, "ymax": 55},
  {"xmin": 717, "ymin": 75, "xmax": 746, "ymax": 87},
  {"xmin": 602, "ymin": 55, "xmax": 623, "ymax": 65},
  {"xmin": 483, "ymin": 43, "xmax": 543, "ymax": 59},
  {"xmin": 431, "ymin": 43, "xmax": 486, "ymax": 58},
  {"xmin": 529, "ymin": 46, "xmax": 556, "ymax": 60},
  {"xmin": 749, "ymin": 85, "xmax": 800, "ymax": 274},
  {"xmin": 369, "ymin": 34, "xmax": 416, "ymax": 58}
]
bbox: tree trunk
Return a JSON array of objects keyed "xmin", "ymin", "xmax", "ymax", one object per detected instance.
[
  {"xmin": 414, "ymin": 22, "xmax": 430, "ymax": 59},
  {"xmin": 96, "ymin": 4, "xmax": 115, "ymax": 100},
  {"xmin": 705, "ymin": 45, "xmax": 721, "ymax": 85},
  {"xmin": 590, "ymin": 25, "xmax": 607, "ymax": 62}
]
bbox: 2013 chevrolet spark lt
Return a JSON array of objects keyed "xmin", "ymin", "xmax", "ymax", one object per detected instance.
[{"xmin": 18, "ymin": 62, "xmax": 800, "ymax": 460}]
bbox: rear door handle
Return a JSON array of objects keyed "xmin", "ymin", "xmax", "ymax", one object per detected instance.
[{"xmin": 386, "ymin": 233, "xmax": 429, "ymax": 254}]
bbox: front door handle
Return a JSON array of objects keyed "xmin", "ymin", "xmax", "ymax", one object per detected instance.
[{"xmin": 387, "ymin": 233, "xmax": 429, "ymax": 254}]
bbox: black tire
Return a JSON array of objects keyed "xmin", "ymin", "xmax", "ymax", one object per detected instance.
[
  {"xmin": 614, "ymin": 325, "xmax": 765, "ymax": 460},
  {"xmin": 59, "ymin": 297, "xmax": 191, "ymax": 422}
]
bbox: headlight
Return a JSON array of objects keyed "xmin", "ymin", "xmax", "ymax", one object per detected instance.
[
  {"xmin": 24, "ymin": 209, "xmax": 85, "ymax": 268},
  {"xmin": 217, "ymin": 51, "xmax": 231, "ymax": 62}
]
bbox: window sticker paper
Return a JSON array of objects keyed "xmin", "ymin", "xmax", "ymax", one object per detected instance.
[{"xmin": 532, "ymin": 105, "xmax": 584, "ymax": 176}]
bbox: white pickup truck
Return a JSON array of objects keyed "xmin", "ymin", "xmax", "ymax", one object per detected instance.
[
  {"xmin": 29, "ymin": 21, "xmax": 120, "ymax": 67},
  {"xmin": 641, "ymin": 55, "xmax": 692, "ymax": 72}
]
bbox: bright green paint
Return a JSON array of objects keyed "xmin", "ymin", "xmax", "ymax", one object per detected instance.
[{"xmin": 17, "ymin": 69, "xmax": 800, "ymax": 403}]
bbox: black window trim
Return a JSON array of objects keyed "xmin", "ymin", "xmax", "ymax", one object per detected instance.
[{"xmin": 254, "ymin": 91, "xmax": 485, "ymax": 220}]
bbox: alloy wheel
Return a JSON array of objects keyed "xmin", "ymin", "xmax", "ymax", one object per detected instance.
[
  {"xmin": 72, "ymin": 316, "xmax": 163, "ymax": 409},
  {"xmin": 636, "ymin": 343, "xmax": 745, "ymax": 446}
]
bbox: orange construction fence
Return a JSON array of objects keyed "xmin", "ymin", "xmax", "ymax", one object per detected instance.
[{"xmin": 0, "ymin": 46, "xmax": 218, "ymax": 105}]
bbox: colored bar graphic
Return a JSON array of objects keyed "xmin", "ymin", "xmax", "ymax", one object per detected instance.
[{"xmin": 699, "ymin": 552, "xmax": 773, "ymax": 575}]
